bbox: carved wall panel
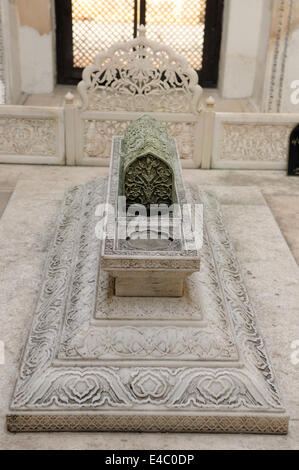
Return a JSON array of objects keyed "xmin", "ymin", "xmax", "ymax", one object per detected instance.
[
  {"xmin": 0, "ymin": 117, "xmax": 56, "ymax": 156},
  {"xmin": 212, "ymin": 113, "xmax": 299, "ymax": 169},
  {"xmin": 83, "ymin": 119, "xmax": 196, "ymax": 163},
  {"xmin": 83, "ymin": 119, "xmax": 128, "ymax": 159},
  {"xmin": 220, "ymin": 123, "xmax": 294, "ymax": 162},
  {"xmin": 0, "ymin": 107, "xmax": 65, "ymax": 164}
]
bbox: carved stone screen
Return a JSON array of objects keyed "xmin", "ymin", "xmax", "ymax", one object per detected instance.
[{"xmin": 55, "ymin": 0, "xmax": 223, "ymax": 86}]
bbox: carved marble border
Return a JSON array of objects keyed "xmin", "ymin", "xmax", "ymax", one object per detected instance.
[
  {"xmin": 7, "ymin": 178, "xmax": 288, "ymax": 433},
  {"xmin": 263, "ymin": 0, "xmax": 294, "ymax": 113},
  {"xmin": 55, "ymin": 179, "xmax": 237, "ymax": 360},
  {"xmin": 53, "ymin": 176, "xmax": 237, "ymax": 362},
  {"xmin": 7, "ymin": 414, "xmax": 289, "ymax": 434}
]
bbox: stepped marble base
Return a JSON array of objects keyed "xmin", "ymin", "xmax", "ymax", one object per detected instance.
[{"xmin": 7, "ymin": 178, "xmax": 288, "ymax": 433}]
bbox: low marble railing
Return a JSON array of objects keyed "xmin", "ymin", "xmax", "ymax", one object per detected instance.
[{"xmin": 0, "ymin": 101, "xmax": 299, "ymax": 169}]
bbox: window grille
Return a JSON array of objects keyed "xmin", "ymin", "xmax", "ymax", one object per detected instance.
[
  {"xmin": 55, "ymin": 0, "xmax": 223, "ymax": 87},
  {"xmin": 145, "ymin": 0, "xmax": 207, "ymax": 71},
  {"xmin": 72, "ymin": 0, "xmax": 134, "ymax": 68}
]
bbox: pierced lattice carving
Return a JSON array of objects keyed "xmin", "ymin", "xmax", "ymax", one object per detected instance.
[{"xmin": 77, "ymin": 27, "xmax": 202, "ymax": 113}]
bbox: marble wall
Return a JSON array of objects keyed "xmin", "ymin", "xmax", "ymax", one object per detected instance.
[
  {"xmin": 219, "ymin": 0, "xmax": 272, "ymax": 100},
  {"xmin": 14, "ymin": 0, "xmax": 55, "ymax": 94},
  {"xmin": 208, "ymin": 0, "xmax": 299, "ymax": 114}
]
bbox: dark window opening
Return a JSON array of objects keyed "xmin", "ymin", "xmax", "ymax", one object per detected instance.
[{"xmin": 55, "ymin": 0, "xmax": 224, "ymax": 87}]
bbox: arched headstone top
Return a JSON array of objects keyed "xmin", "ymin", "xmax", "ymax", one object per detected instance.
[
  {"xmin": 77, "ymin": 26, "xmax": 202, "ymax": 114},
  {"xmin": 121, "ymin": 116, "xmax": 175, "ymax": 209},
  {"xmin": 122, "ymin": 115, "xmax": 174, "ymax": 171}
]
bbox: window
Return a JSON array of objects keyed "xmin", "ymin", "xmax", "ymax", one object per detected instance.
[{"xmin": 55, "ymin": 0, "xmax": 223, "ymax": 87}]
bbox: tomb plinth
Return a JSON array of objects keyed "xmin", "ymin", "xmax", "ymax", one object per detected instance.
[
  {"xmin": 7, "ymin": 116, "xmax": 288, "ymax": 434},
  {"xmin": 102, "ymin": 116, "xmax": 201, "ymax": 297},
  {"xmin": 6, "ymin": 23, "xmax": 289, "ymax": 434}
]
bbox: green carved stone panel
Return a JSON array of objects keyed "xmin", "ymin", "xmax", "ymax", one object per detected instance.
[
  {"xmin": 120, "ymin": 115, "xmax": 175, "ymax": 209},
  {"xmin": 124, "ymin": 155, "xmax": 173, "ymax": 208}
]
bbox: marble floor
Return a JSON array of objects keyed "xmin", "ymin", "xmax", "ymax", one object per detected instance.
[
  {"xmin": 0, "ymin": 190, "xmax": 12, "ymax": 219},
  {"xmin": 0, "ymin": 164, "xmax": 299, "ymax": 449}
]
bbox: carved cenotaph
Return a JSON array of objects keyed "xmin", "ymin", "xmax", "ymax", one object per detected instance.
[
  {"xmin": 102, "ymin": 115, "xmax": 200, "ymax": 297},
  {"xmin": 7, "ymin": 116, "xmax": 288, "ymax": 434}
]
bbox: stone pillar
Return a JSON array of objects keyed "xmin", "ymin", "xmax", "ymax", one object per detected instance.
[
  {"xmin": 64, "ymin": 92, "xmax": 77, "ymax": 166},
  {"xmin": 218, "ymin": 0, "xmax": 270, "ymax": 99},
  {"xmin": 200, "ymin": 96, "xmax": 215, "ymax": 169},
  {"xmin": 261, "ymin": 0, "xmax": 299, "ymax": 113}
]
